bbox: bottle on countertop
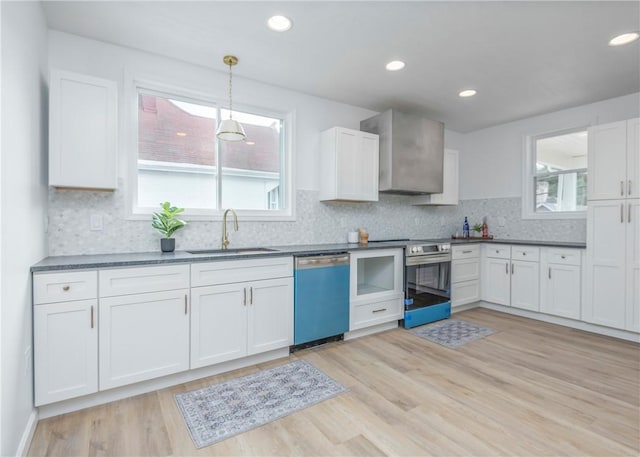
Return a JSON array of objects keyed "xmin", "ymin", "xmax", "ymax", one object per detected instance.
[
  {"xmin": 481, "ymin": 218, "xmax": 489, "ymax": 238},
  {"xmin": 463, "ymin": 217, "xmax": 470, "ymax": 238}
]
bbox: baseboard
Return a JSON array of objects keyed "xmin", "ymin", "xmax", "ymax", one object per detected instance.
[
  {"xmin": 16, "ymin": 409, "xmax": 38, "ymax": 457},
  {"xmin": 344, "ymin": 320, "xmax": 399, "ymax": 340},
  {"xmin": 38, "ymin": 347, "xmax": 290, "ymax": 419},
  {"xmin": 452, "ymin": 302, "xmax": 480, "ymax": 313},
  {"xmin": 478, "ymin": 301, "xmax": 640, "ymax": 343}
]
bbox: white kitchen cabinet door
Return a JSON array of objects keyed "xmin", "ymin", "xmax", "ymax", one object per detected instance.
[
  {"xmin": 627, "ymin": 118, "xmax": 640, "ymax": 199},
  {"xmin": 411, "ymin": 149, "xmax": 459, "ymax": 206},
  {"xmin": 247, "ymin": 277, "xmax": 293, "ymax": 355},
  {"xmin": 34, "ymin": 300, "xmax": 98, "ymax": 406},
  {"xmin": 482, "ymin": 257, "xmax": 511, "ymax": 306},
  {"xmin": 584, "ymin": 200, "xmax": 627, "ymax": 329},
  {"xmin": 626, "ymin": 199, "xmax": 640, "ymax": 332},
  {"xmin": 49, "ymin": 69, "xmax": 117, "ymax": 190},
  {"xmin": 588, "ymin": 120, "xmax": 627, "ymax": 201},
  {"xmin": 319, "ymin": 127, "xmax": 379, "ymax": 202},
  {"xmin": 540, "ymin": 263, "xmax": 581, "ymax": 320},
  {"xmin": 190, "ymin": 284, "xmax": 248, "ymax": 369},
  {"xmin": 451, "ymin": 280, "xmax": 480, "ymax": 307},
  {"xmin": 99, "ymin": 289, "xmax": 190, "ymax": 390},
  {"xmin": 510, "ymin": 260, "xmax": 540, "ymax": 312}
]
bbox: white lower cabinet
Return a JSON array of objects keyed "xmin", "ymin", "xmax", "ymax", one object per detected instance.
[
  {"xmin": 481, "ymin": 245, "xmax": 540, "ymax": 311},
  {"xmin": 34, "ymin": 299, "xmax": 98, "ymax": 406},
  {"xmin": 190, "ymin": 258, "xmax": 293, "ymax": 370},
  {"xmin": 451, "ymin": 245, "xmax": 480, "ymax": 307},
  {"xmin": 99, "ymin": 289, "xmax": 190, "ymax": 390},
  {"xmin": 540, "ymin": 248, "xmax": 582, "ymax": 320}
]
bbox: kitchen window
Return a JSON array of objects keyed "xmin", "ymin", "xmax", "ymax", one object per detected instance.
[
  {"xmin": 522, "ymin": 128, "xmax": 588, "ymax": 219},
  {"xmin": 130, "ymin": 85, "xmax": 293, "ymax": 220}
]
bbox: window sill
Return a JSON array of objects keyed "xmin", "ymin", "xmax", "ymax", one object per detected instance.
[{"xmin": 521, "ymin": 210, "xmax": 587, "ymax": 221}]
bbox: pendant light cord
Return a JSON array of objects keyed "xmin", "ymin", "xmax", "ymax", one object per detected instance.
[{"xmin": 228, "ymin": 61, "xmax": 233, "ymax": 120}]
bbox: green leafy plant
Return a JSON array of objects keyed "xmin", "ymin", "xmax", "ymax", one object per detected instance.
[
  {"xmin": 472, "ymin": 223, "xmax": 482, "ymax": 234},
  {"xmin": 152, "ymin": 202, "xmax": 187, "ymax": 238}
]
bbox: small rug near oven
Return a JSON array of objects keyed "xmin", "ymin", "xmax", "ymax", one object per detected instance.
[
  {"xmin": 175, "ymin": 359, "xmax": 347, "ymax": 448},
  {"xmin": 412, "ymin": 319, "xmax": 496, "ymax": 348}
]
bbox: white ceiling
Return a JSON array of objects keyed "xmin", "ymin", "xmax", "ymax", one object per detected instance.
[{"xmin": 41, "ymin": 1, "xmax": 640, "ymax": 132}]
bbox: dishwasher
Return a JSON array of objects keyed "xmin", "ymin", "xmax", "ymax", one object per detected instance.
[{"xmin": 293, "ymin": 252, "xmax": 350, "ymax": 348}]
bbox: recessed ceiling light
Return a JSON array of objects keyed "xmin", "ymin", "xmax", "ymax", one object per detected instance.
[
  {"xmin": 608, "ymin": 32, "xmax": 640, "ymax": 46},
  {"xmin": 267, "ymin": 15, "xmax": 293, "ymax": 32},
  {"xmin": 245, "ymin": 141, "xmax": 256, "ymax": 145},
  {"xmin": 176, "ymin": 132, "xmax": 187, "ymax": 137},
  {"xmin": 459, "ymin": 89, "xmax": 477, "ymax": 98},
  {"xmin": 385, "ymin": 60, "xmax": 405, "ymax": 71}
]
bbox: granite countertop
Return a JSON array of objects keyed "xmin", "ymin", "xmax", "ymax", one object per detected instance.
[{"xmin": 31, "ymin": 238, "xmax": 586, "ymax": 272}]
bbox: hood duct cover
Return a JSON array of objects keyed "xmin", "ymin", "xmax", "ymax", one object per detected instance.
[{"xmin": 360, "ymin": 110, "xmax": 444, "ymax": 195}]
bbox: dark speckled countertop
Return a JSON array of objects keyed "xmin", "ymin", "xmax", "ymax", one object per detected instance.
[{"xmin": 31, "ymin": 238, "xmax": 586, "ymax": 272}]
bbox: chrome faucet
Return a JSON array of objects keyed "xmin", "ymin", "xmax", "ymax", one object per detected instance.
[{"xmin": 221, "ymin": 208, "xmax": 239, "ymax": 250}]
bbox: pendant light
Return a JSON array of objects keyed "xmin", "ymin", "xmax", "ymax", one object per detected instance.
[{"xmin": 216, "ymin": 55, "xmax": 246, "ymax": 142}]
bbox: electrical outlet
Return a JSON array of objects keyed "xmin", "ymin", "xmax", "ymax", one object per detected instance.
[{"xmin": 24, "ymin": 346, "xmax": 32, "ymax": 377}]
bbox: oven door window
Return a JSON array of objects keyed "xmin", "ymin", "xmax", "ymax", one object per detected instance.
[{"xmin": 406, "ymin": 262, "xmax": 451, "ymax": 309}]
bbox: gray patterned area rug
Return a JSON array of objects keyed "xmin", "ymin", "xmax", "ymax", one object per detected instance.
[
  {"xmin": 175, "ymin": 359, "xmax": 347, "ymax": 448},
  {"xmin": 412, "ymin": 319, "xmax": 496, "ymax": 348}
]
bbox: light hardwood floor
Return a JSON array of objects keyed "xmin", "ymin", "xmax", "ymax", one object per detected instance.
[{"xmin": 28, "ymin": 308, "xmax": 640, "ymax": 456}]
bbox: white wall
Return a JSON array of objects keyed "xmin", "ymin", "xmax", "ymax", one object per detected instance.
[
  {"xmin": 460, "ymin": 93, "xmax": 640, "ymax": 200},
  {"xmin": 48, "ymin": 31, "xmax": 381, "ymax": 195},
  {"xmin": 1, "ymin": 2, "xmax": 49, "ymax": 455}
]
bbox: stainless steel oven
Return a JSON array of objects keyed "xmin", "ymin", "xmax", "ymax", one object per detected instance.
[{"xmin": 403, "ymin": 242, "xmax": 451, "ymax": 328}]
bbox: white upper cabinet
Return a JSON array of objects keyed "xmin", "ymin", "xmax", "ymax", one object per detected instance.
[
  {"xmin": 319, "ymin": 127, "xmax": 379, "ymax": 202},
  {"xmin": 411, "ymin": 149, "xmax": 459, "ymax": 206},
  {"xmin": 49, "ymin": 69, "xmax": 118, "ymax": 190},
  {"xmin": 588, "ymin": 119, "xmax": 639, "ymax": 200}
]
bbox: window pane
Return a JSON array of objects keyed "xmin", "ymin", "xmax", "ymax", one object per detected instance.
[
  {"xmin": 219, "ymin": 110, "xmax": 283, "ymax": 210},
  {"xmin": 137, "ymin": 93, "xmax": 217, "ymax": 209},
  {"xmin": 536, "ymin": 130, "xmax": 587, "ymax": 172},
  {"xmin": 535, "ymin": 171, "xmax": 588, "ymax": 212}
]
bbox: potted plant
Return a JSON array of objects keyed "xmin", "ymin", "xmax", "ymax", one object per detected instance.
[
  {"xmin": 472, "ymin": 223, "xmax": 482, "ymax": 237},
  {"xmin": 152, "ymin": 201, "xmax": 187, "ymax": 252}
]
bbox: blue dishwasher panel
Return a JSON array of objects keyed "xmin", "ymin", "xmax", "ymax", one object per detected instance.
[{"xmin": 294, "ymin": 264, "xmax": 350, "ymax": 345}]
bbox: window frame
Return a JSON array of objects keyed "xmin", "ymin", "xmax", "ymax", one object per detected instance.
[
  {"xmin": 522, "ymin": 126, "xmax": 588, "ymax": 220},
  {"xmin": 125, "ymin": 76, "xmax": 295, "ymax": 222}
]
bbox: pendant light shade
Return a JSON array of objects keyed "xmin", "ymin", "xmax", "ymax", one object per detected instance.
[
  {"xmin": 216, "ymin": 119, "xmax": 246, "ymax": 141},
  {"xmin": 216, "ymin": 55, "xmax": 246, "ymax": 142}
]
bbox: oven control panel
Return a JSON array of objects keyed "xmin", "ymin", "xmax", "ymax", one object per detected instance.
[{"xmin": 406, "ymin": 243, "xmax": 451, "ymax": 256}]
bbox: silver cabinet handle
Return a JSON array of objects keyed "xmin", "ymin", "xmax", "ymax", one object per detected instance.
[
  {"xmin": 548, "ymin": 267, "xmax": 551, "ymax": 279},
  {"xmin": 90, "ymin": 305, "xmax": 94, "ymax": 329},
  {"xmin": 561, "ymin": 255, "xmax": 566, "ymax": 259},
  {"xmin": 621, "ymin": 181, "xmax": 625, "ymax": 196},
  {"xmin": 629, "ymin": 203, "xmax": 632, "ymax": 223},
  {"xmin": 184, "ymin": 294, "xmax": 188, "ymax": 315},
  {"xmin": 243, "ymin": 288, "xmax": 247, "ymax": 306},
  {"xmin": 250, "ymin": 286, "xmax": 253, "ymax": 305},
  {"xmin": 62, "ymin": 285, "xmax": 70, "ymax": 291},
  {"xmin": 621, "ymin": 203, "xmax": 624, "ymax": 223},
  {"xmin": 372, "ymin": 308, "xmax": 387, "ymax": 313},
  {"xmin": 522, "ymin": 252, "xmax": 527, "ymax": 256},
  {"xmin": 462, "ymin": 250, "xmax": 473, "ymax": 254},
  {"xmin": 511, "ymin": 263, "xmax": 514, "ymax": 275},
  {"xmin": 629, "ymin": 180, "xmax": 632, "ymax": 196},
  {"xmin": 505, "ymin": 262, "xmax": 509, "ymax": 274}
]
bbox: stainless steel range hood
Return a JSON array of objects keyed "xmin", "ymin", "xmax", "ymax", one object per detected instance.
[{"xmin": 360, "ymin": 110, "xmax": 444, "ymax": 195}]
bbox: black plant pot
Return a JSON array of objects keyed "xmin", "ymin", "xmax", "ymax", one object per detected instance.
[{"xmin": 160, "ymin": 238, "xmax": 175, "ymax": 253}]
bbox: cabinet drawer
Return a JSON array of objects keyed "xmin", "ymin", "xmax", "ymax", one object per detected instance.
[
  {"xmin": 543, "ymin": 248, "xmax": 582, "ymax": 266},
  {"xmin": 99, "ymin": 265, "xmax": 190, "ymax": 297},
  {"xmin": 511, "ymin": 246, "xmax": 540, "ymax": 262},
  {"xmin": 452, "ymin": 258, "xmax": 480, "ymax": 282},
  {"xmin": 452, "ymin": 244, "xmax": 480, "ymax": 260},
  {"xmin": 483, "ymin": 245, "xmax": 511, "ymax": 259},
  {"xmin": 350, "ymin": 296, "xmax": 403, "ymax": 330},
  {"xmin": 192, "ymin": 256, "xmax": 293, "ymax": 287},
  {"xmin": 451, "ymin": 280, "xmax": 480, "ymax": 307},
  {"xmin": 34, "ymin": 270, "xmax": 97, "ymax": 304}
]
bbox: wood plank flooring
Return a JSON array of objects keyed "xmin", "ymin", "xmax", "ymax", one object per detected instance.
[{"xmin": 28, "ymin": 309, "xmax": 640, "ymax": 456}]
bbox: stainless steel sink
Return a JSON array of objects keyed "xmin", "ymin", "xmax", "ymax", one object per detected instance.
[{"xmin": 186, "ymin": 247, "xmax": 278, "ymax": 255}]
